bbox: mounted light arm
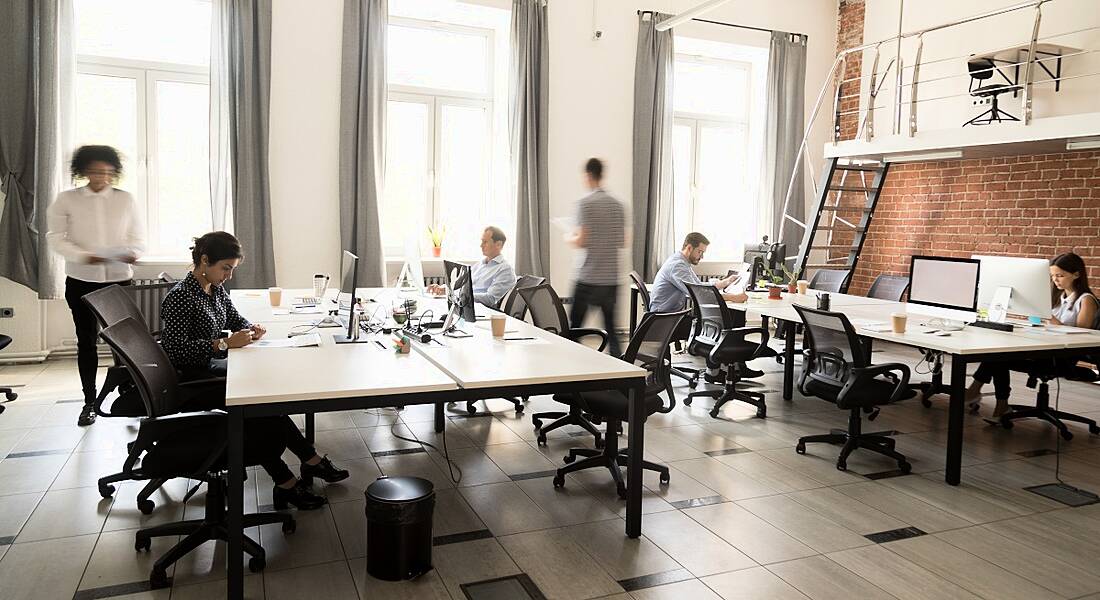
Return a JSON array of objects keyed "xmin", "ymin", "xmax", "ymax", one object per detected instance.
[{"xmin": 654, "ymin": 0, "xmax": 736, "ymax": 31}]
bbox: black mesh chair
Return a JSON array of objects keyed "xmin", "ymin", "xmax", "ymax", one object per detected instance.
[
  {"xmin": 793, "ymin": 305, "xmax": 912, "ymax": 472},
  {"xmin": 0, "ymin": 335, "xmax": 16, "ymax": 413},
  {"xmin": 551, "ymin": 310, "xmax": 689, "ymax": 498},
  {"xmin": 98, "ymin": 318, "xmax": 294, "ymax": 588},
  {"xmin": 629, "ymin": 271, "xmax": 701, "ymax": 397},
  {"xmin": 809, "ymin": 269, "xmax": 849, "ymax": 293},
  {"xmin": 999, "ymin": 360, "xmax": 1100, "ymax": 439},
  {"xmin": 683, "ymin": 281, "xmax": 774, "ymax": 418},
  {"xmin": 518, "ymin": 283, "xmax": 608, "ymax": 446},
  {"xmin": 866, "ymin": 274, "xmax": 909, "ymax": 302},
  {"xmin": 963, "ymin": 58, "xmax": 1020, "ymax": 126}
]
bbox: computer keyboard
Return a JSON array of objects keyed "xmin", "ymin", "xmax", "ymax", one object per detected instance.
[{"xmin": 296, "ymin": 296, "xmax": 321, "ymax": 305}]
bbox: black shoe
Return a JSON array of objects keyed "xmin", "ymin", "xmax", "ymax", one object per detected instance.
[
  {"xmin": 77, "ymin": 405, "xmax": 97, "ymax": 426},
  {"xmin": 739, "ymin": 366, "xmax": 766, "ymax": 379},
  {"xmin": 300, "ymin": 455, "xmax": 349, "ymax": 486},
  {"xmin": 703, "ymin": 370, "xmax": 728, "ymax": 384},
  {"xmin": 273, "ymin": 480, "xmax": 328, "ymax": 510}
]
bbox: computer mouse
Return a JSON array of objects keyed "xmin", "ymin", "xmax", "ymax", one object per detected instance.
[{"xmin": 934, "ymin": 331, "xmax": 952, "ymax": 337}]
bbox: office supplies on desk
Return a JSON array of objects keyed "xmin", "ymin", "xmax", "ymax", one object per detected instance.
[{"xmin": 251, "ymin": 333, "xmax": 322, "ymax": 348}]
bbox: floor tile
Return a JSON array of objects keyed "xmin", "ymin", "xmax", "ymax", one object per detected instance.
[
  {"xmin": 7, "ymin": 424, "xmax": 86, "ymax": 454},
  {"xmin": 713, "ymin": 452, "xmax": 826, "ymax": 493},
  {"xmin": 635, "ymin": 509, "xmax": 756, "ymax": 577},
  {"xmin": 482, "ymin": 441, "xmax": 559, "ymax": 475},
  {"xmin": 258, "ymin": 506, "xmax": 346, "ymax": 572},
  {"xmin": 16, "ymin": 485, "xmax": 112, "ymax": 542},
  {"xmin": 0, "ymin": 534, "xmax": 97, "ymax": 600},
  {"xmin": 432, "ymin": 538, "xmax": 521, "ymax": 599},
  {"xmin": 765, "ymin": 555, "xmax": 895, "ymax": 600},
  {"xmin": 630, "ymin": 578, "xmax": 722, "ymax": 600},
  {"xmin": 701, "ymin": 565, "xmax": 809, "ymax": 600},
  {"xmin": 320, "ymin": 457, "xmax": 383, "ymax": 504},
  {"xmin": 563, "ymin": 519, "xmax": 680, "ymax": 580},
  {"xmin": 348, "ymin": 557, "xmax": 451, "ymax": 600},
  {"xmin": 77, "ymin": 528, "xmax": 180, "ymax": 590},
  {"xmin": 263, "ymin": 560, "xmax": 359, "ymax": 600},
  {"xmin": 516, "ymin": 475, "xmax": 620, "ymax": 527},
  {"xmin": 498, "ymin": 528, "xmax": 625, "ymax": 599},
  {"xmin": 0, "ymin": 453, "xmax": 68, "ymax": 496},
  {"xmin": 431, "ymin": 487, "xmax": 488, "ymax": 537},
  {"xmin": 102, "ymin": 478, "xmax": 190, "ymax": 532},
  {"xmin": 826, "ymin": 545, "xmax": 982, "ymax": 600},
  {"xmin": 831, "ymin": 481, "xmax": 972, "ymax": 533},
  {"xmin": 0, "ymin": 492, "xmax": 42, "ymax": 539},
  {"xmin": 330, "ymin": 499, "xmax": 367, "ymax": 559},
  {"xmin": 459, "ymin": 481, "xmax": 556, "ymax": 535},
  {"xmin": 737, "ymin": 495, "xmax": 872, "ymax": 554},
  {"xmin": 683, "ymin": 501, "xmax": 815, "ymax": 565},
  {"xmin": 785, "ymin": 487, "xmax": 909, "ymax": 535},
  {"xmin": 667, "ymin": 457, "xmax": 779, "ymax": 501},
  {"xmin": 428, "ymin": 447, "xmax": 510, "ymax": 487}
]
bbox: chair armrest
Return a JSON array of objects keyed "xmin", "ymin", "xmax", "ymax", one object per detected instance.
[
  {"xmin": 179, "ymin": 377, "xmax": 226, "ymax": 390},
  {"xmin": 566, "ymin": 327, "xmax": 609, "ymax": 352},
  {"xmin": 127, "ymin": 411, "xmax": 227, "ymax": 474},
  {"xmin": 712, "ymin": 325, "xmax": 771, "ymax": 363},
  {"xmin": 849, "ymin": 362, "xmax": 912, "ymax": 403}
]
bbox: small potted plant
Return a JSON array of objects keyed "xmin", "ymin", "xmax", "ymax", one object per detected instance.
[
  {"xmin": 762, "ymin": 267, "xmax": 785, "ymax": 299},
  {"xmin": 782, "ymin": 264, "xmax": 801, "ymax": 294},
  {"xmin": 428, "ymin": 224, "xmax": 446, "ymax": 257}
]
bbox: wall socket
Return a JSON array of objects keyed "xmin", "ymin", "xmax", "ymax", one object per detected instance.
[{"xmin": 0, "ymin": 307, "xmax": 13, "ymax": 318}]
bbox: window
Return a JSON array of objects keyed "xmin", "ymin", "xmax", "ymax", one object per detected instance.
[
  {"xmin": 383, "ymin": 2, "xmax": 511, "ymax": 260},
  {"xmin": 672, "ymin": 37, "xmax": 768, "ymax": 260},
  {"xmin": 73, "ymin": 0, "xmax": 212, "ymax": 258}
]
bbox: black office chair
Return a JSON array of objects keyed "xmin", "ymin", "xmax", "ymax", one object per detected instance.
[
  {"xmin": 866, "ymin": 274, "xmax": 909, "ymax": 302},
  {"xmin": 551, "ymin": 310, "xmax": 689, "ymax": 498},
  {"xmin": 793, "ymin": 305, "xmax": 912, "ymax": 473},
  {"xmin": 999, "ymin": 360, "xmax": 1100, "ymax": 440},
  {"xmin": 98, "ymin": 317, "xmax": 295, "ymax": 589},
  {"xmin": 963, "ymin": 58, "xmax": 1020, "ymax": 127},
  {"xmin": 629, "ymin": 271, "xmax": 701, "ymax": 397},
  {"xmin": 459, "ymin": 275, "xmax": 546, "ymax": 416},
  {"xmin": 683, "ymin": 281, "xmax": 774, "ymax": 418},
  {"xmin": 808, "ymin": 269, "xmax": 849, "ymax": 293},
  {"xmin": 518, "ymin": 283, "xmax": 608, "ymax": 446},
  {"xmin": 0, "ymin": 335, "xmax": 17, "ymax": 413}
]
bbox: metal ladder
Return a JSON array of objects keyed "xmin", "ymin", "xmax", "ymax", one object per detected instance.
[{"xmin": 792, "ymin": 158, "xmax": 890, "ymax": 293}]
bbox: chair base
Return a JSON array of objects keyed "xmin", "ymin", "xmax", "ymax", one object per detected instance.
[
  {"xmin": 999, "ymin": 381, "xmax": 1100, "ymax": 440},
  {"xmin": 552, "ymin": 421, "xmax": 668, "ymax": 498},
  {"xmin": 455, "ymin": 396, "xmax": 525, "ymax": 416},
  {"xmin": 135, "ymin": 477, "xmax": 294, "ymax": 589},
  {"xmin": 533, "ymin": 407, "xmax": 603, "ymax": 447},
  {"xmin": 963, "ymin": 96, "xmax": 1019, "ymax": 126},
  {"xmin": 795, "ymin": 410, "xmax": 911, "ymax": 472},
  {"xmin": 685, "ymin": 376, "xmax": 767, "ymax": 418}
]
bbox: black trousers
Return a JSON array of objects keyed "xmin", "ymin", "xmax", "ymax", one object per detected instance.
[
  {"xmin": 64, "ymin": 277, "xmax": 131, "ymax": 406},
  {"xmin": 972, "ymin": 357, "xmax": 1079, "ymax": 400},
  {"xmin": 570, "ymin": 282, "xmax": 621, "ymax": 358}
]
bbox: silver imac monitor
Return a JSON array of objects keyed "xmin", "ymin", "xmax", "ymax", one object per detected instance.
[
  {"xmin": 972, "ymin": 255, "xmax": 1052, "ymax": 321},
  {"xmin": 907, "ymin": 255, "xmax": 980, "ymax": 327}
]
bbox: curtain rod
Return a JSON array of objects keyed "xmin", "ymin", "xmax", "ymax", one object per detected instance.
[{"xmin": 636, "ymin": 9, "xmax": 805, "ymax": 38}]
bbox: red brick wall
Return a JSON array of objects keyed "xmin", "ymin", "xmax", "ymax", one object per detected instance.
[
  {"xmin": 835, "ymin": 0, "xmax": 865, "ymax": 142},
  {"xmin": 849, "ymin": 151, "xmax": 1100, "ymax": 294}
]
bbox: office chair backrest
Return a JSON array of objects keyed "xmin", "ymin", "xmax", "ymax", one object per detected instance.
[
  {"xmin": 793, "ymin": 304, "xmax": 868, "ymax": 389},
  {"xmin": 518, "ymin": 283, "xmax": 570, "ymax": 336},
  {"xmin": 98, "ymin": 317, "xmax": 184, "ymax": 418},
  {"xmin": 83, "ymin": 284, "xmax": 147, "ymax": 329},
  {"xmin": 683, "ymin": 281, "xmax": 742, "ymax": 348},
  {"xmin": 624, "ymin": 310, "xmax": 689, "ymax": 410},
  {"xmin": 500, "ymin": 274, "xmax": 546, "ymax": 319},
  {"xmin": 808, "ymin": 269, "xmax": 848, "ymax": 293},
  {"xmin": 629, "ymin": 271, "xmax": 651, "ymax": 312},
  {"xmin": 866, "ymin": 274, "xmax": 909, "ymax": 302},
  {"xmin": 967, "ymin": 58, "xmax": 995, "ymax": 82}
]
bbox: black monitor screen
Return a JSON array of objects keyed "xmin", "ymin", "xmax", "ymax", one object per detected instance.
[{"xmin": 444, "ymin": 259, "xmax": 476, "ymax": 324}]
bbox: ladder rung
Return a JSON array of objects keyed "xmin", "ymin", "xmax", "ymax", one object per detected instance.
[
  {"xmin": 810, "ymin": 245, "xmax": 857, "ymax": 250},
  {"xmin": 819, "ymin": 206, "xmax": 872, "ymax": 212},
  {"xmin": 804, "ymin": 264, "xmax": 852, "ymax": 269},
  {"xmin": 812, "ymin": 226, "xmax": 866, "ymax": 232},
  {"xmin": 829, "ymin": 186, "xmax": 875, "ymax": 193},
  {"xmin": 835, "ymin": 164, "xmax": 880, "ymax": 172}
]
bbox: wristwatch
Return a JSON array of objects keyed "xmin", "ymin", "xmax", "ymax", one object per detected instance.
[{"xmin": 217, "ymin": 338, "xmax": 229, "ymax": 352}]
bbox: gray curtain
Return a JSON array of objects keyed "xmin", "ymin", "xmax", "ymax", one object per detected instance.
[
  {"xmin": 631, "ymin": 12, "xmax": 675, "ymax": 281},
  {"xmin": 339, "ymin": 0, "xmax": 387, "ymax": 287},
  {"xmin": 0, "ymin": 0, "xmax": 69, "ymax": 299},
  {"xmin": 766, "ymin": 32, "xmax": 807, "ymax": 268},
  {"xmin": 510, "ymin": 0, "xmax": 550, "ymax": 278},
  {"xmin": 210, "ymin": 0, "xmax": 275, "ymax": 288}
]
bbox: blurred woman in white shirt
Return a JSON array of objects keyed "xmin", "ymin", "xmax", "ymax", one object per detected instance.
[{"xmin": 47, "ymin": 145, "xmax": 145, "ymax": 426}]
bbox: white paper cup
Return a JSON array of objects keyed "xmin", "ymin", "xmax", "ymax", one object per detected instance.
[{"xmin": 268, "ymin": 287, "xmax": 283, "ymax": 307}]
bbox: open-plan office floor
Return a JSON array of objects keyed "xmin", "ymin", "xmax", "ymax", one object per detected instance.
[{"xmin": 2, "ymin": 341, "xmax": 1100, "ymax": 600}]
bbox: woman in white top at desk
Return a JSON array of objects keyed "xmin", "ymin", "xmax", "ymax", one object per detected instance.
[
  {"xmin": 966, "ymin": 252, "xmax": 1099, "ymax": 417},
  {"xmin": 47, "ymin": 146, "xmax": 145, "ymax": 427}
]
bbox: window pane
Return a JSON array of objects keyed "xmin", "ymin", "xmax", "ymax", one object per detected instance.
[
  {"xmin": 437, "ymin": 104, "xmax": 491, "ymax": 257},
  {"xmin": 672, "ymin": 123, "xmax": 693, "ymax": 251},
  {"xmin": 75, "ymin": 0, "xmax": 211, "ymax": 65},
  {"xmin": 382, "ymin": 100, "xmax": 431, "ymax": 250},
  {"xmin": 73, "ymin": 72, "xmax": 139, "ymax": 194},
  {"xmin": 388, "ymin": 24, "xmax": 490, "ymax": 94},
  {"xmin": 673, "ymin": 58, "xmax": 749, "ymax": 119},
  {"xmin": 694, "ymin": 124, "xmax": 752, "ymax": 259},
  {"xmin": 154, "ymin": 80, "xmax": 211, "ymax": 256}
]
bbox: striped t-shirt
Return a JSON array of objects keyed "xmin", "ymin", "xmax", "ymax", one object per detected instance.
[{"xmin": 575, "ymin": 189, "xmax": 625, "ymax": 286}]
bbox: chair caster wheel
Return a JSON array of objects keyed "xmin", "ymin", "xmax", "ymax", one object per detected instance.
[
  {"xmin": 659, "ymin": 472, "xmax": 670, "ymax": 485},
  {"xmin": 135, "ymin": 534, "xmax": 151, "ymax": 552},
  {"xmin": 137, "ymin": 499, "xmax": 155, "ymax": 515},
  {"xmin": 536, "ymin": 434, "xmax": 547, "ymax": 446},
  {"xmin": 1000, "ymin": 418, "xmax": 1013, "ymax": 430},
  {"xmin": 149, "ymin": 568, "xmax": 170, "ymax": 589},
  {"xmin": 552, "ymin": 474, "xmax": 565, "ymax": 488},
  {"xmin": 709, "ymin": 408, "xmax": 720, "ymax": 419},
  {"xmin": 4, "ymin": 392, "xmax": 16, "ymax": 401},
  {"xmin": 532, "ymin": 419, "xmax": 542, "ymax": 429},
  {"xmin": 282, "ymin": 519, "xmax": 297, "ymax": 534},
  {"xmin": 920, "ymin": 398, "xmax": 932, "ymax": 408},
  {"xmin": 898, "ymin": 461, "xmax": 912, "ymax": 474},
  {"xmin": 516, "ymin": 406, "xmax": 524, "ymax": 415},
  {"xmin": 99, "ymin": 483, "xmax": 115, "ymax": 498},
  {"xmin": 616, "ymin": 483, "xmax": 627, "ymax": 499},
  {"xmin": 594, "ymin": 435, "xmax": 604, "ymax": 449},
  {"xmin": 756, "ymin": 406, "xmax": 767, "ymax": 418},
  {"xmin": 563, "ymin": 454, "xmax": 575, "ymax": 464},
  {"xmin": 688, "ymin": 381, "xmax": 698, "ymax": 389},
  {"xmin": 795, "ymin": 442, "xmax": 806, "ymax": 455},
  {"xmin": 467, "ymin": 406, "xmax": 477, "ymax": 416},
  {"xmin": 684, "ymin": 398, "xmax": 693, "ymax": 406},
  {"xmin": 249, "ymin": 556, "xmax": 266, "ymax": 573},
  {"xmin": 836, "ymin": 460, "xmax": 848, "ymax": 471},
  {"xmin": 1090, "ymin": 424, "xmax": 1100, "ymax": 435},
  {"xmin": 1060, "ymin": 429, "xmax": 1074, "ymax": 441}
]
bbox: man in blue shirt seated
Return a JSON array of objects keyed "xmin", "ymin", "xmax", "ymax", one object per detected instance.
[
  {"xmin": 430, "ymin": 226, "xmax": 517, "ymax": 308},
  {"xmin": 650, "ymin": 232, "xmax": 763, "ymax": 379}
]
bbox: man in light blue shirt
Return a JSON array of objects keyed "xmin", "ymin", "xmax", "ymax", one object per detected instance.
[
  {"xmin": 432, "ymin": 226, "xmax": 517, "ymax": 308},
  {"xmin": 650, "ymin": 232, "xmax": 746, "ymax": 313}
]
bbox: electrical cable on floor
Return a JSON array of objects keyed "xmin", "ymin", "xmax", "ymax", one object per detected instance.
[{"xmin": 384, "ymin": 408, "xmax": 463, "ymax": 484}]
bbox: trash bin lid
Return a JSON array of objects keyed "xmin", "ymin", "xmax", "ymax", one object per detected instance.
[{"xmin": 366, "ymin": 476, "xmax": 434, "ymax": 503}]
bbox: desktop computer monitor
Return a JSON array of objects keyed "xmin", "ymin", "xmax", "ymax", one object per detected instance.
[
  {"xmin": 972, "ymin": 255, "xmax": 1052, "ymax": 320},
  {"xmin": 744, "ymin": 242, "xmax": 787, "ymax": 288},
  {"xmin": 907, "ymin": 255, "xmax": 980, "ymax": 324},
  {"xmin": 443, "ymin": 259, "xmax": 477, "ymax": 324},
  {"xmin": 337, "ymin": 250, "xmax": 359, "ymax": 340}
]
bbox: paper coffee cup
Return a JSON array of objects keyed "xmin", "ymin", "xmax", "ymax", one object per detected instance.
[
  {"xmin": 796, "ymin": 279, "xmax": 809, "ymax": 295},
  {"xmin": 891, "ymin": 312, "xmax": 907, "ymax": 334},
  {"xmin": 490, "ymin": 314, "xmax": 507, "ymax": 337},
  {"xmin": 268, "ymin": 287, "xmax": 283, "ymax": 306}
]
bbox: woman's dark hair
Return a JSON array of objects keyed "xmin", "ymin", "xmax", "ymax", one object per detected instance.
[
  {"xmin": 1051, "ymin": 252, "xmax": 1091, "ymax": 296},
  {"xmin": 191, "ymin": 231, "xmax": 244, "ymax": 267},
  {"xmin": 70, "ymin": 145, "xmax": 123, "ymax": 179}
]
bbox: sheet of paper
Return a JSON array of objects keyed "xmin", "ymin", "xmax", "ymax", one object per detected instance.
[
  {"xmin": 1045, "ymin": 325, "xmax": 1096, "ymax": 334},
  {"xmin": 271, "ymin": 308, "xmax": 290, "ymax": 315},
  {"xmin": 291, "ymin": 306, "xmax": 324, "ymax": 314},
  {"xmin": 249, "ymin": 333, "xmax": 322, "ymax": 348}
]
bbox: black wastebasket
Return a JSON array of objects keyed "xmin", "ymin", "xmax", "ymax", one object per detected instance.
[{"xmin": 364, "ymin": 476, "xmax": 435, "ymax": 581}]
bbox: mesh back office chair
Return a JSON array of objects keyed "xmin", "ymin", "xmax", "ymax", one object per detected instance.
[
  {"xmin": 459, "ymin": 275, "xmax": 546, "ymax": 415},
  {"xmin": 551, "ymin": 310, "xmax": 688, "ymax": 497},
  {"xmin": 629, "ymin": 271, "xmax": 702, "ymax": 396},
  {"xmin": 98, "ymin": 318, "xmax": 294, "ymax": 588},
  {"xmin": 998, "ymin": 360, "xmax": 1100, "ymax": 439},
  {"xmin": 963, "ymin": 58, "xmax": 1020, "ymax": 126},
  {"xmin": 793, "ymin": 305, "xmax": 912, "ymax": 472},
  {"xmin": 683, "ymin": 282, "xmax": 773, "ymax": 418},
  {"xmin": 0, "ymin": 335, "xmax": 17, "ymax": 413},
  {"xmin": 808, "ymin": 269, "xmax": 849, "ymax": 293},
  {"xmin": 518, "ymin": 283, "xmax": 609, "ymax": 446},
  {"xmin": 866, "ymin": 274, "xmax": 909, "ymax": 302}
]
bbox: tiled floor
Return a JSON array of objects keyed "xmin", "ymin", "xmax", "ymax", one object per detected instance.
[{"xmin": 1, "ymin": 344, "xmax": 1100, "ymax": 600}]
